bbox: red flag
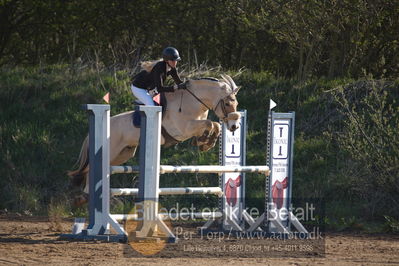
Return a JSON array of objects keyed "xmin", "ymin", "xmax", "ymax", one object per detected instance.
[{"xmin": 103, "ymin": 92, "xmax": 110, "ymax": 103}]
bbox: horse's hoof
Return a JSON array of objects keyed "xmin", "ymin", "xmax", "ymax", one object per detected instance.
[{"xmin": 73, "ymin": 194, "xmax": 88, "ymax": 207}]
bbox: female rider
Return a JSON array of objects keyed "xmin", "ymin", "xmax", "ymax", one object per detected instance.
[{"xmin": 131, "ymin": 47, "xmax": 186, "ymax": 105}]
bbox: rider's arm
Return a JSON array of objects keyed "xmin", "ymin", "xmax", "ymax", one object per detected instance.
[
  {"xmin": 167, "ymin": 67, "xmax": 183, "ymax": 85},
  {"xmin": 151, "ymin": 62, "xmax": 175, "ymax": 92}
]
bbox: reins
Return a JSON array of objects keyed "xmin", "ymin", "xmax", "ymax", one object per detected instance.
[
  {"xmin": 185, "ymin": 87, "xmax": 213, "ymax": 111},
  {"xmin": 184, "ymin": 86, "xmax": 230, "ymax": 121}
]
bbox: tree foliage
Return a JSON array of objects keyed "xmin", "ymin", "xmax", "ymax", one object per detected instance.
[{"xmin": 1, "ymin": 0, "xmax": 398, "ymax": 80}]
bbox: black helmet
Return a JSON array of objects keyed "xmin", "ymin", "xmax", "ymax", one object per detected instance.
[{"xmin": 162, "ymin": 47, "xmax": 181, "ymax": 61}]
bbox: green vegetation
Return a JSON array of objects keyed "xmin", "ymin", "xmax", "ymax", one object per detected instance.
[{"xmin": 0, "ymin": 64, "xmax": 397, "ymax": 232}]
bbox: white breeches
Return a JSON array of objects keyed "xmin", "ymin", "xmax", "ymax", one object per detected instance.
[{"xmin": 131, "ymin": 85, "xmax": 155, "ymax": 106}]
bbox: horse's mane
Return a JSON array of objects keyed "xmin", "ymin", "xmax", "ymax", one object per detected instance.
[
  {"xmin": 192, "ymin": 77, "xmax": 219, "ymax": 82},
  {"xmin": 140, "ymin": 59, "xmax": 162, "ymax": 72},
  {"xmin": 192, "ymin": 74, "xmax": 238, "ymax": 93},
  {"xmin": 190, "ymin": 76, "xmax": 236, "ymax": 94}
]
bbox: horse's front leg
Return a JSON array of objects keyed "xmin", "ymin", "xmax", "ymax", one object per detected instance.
[
  {"xmin": 186, "ymin": 120, "xmax": 221, "ymax": 150},
  {"xmin": 199, "ymin": 122, "xmax": 221, "ymax": 151}
]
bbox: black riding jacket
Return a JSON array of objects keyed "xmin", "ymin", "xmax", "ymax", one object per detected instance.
[{"xmin": 132, "ymin": 61, "xmax": 182, "ymax": 92}]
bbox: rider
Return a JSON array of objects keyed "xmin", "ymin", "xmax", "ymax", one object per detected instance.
[{"xmin": 131, "ymin": 46, "xmax": 186, "ymax": 106}]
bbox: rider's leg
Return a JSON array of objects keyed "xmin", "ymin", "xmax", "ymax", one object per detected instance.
[{"xmin": 131, "ymin": 85, "xmax": 155, "ymax": 106}]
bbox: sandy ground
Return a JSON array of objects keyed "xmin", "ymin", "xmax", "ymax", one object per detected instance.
[{"xmin": 0, "ymin": 215, "xmax": 398, "ymax": 265}]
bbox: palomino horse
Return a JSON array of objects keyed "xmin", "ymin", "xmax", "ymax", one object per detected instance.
[{"xmin": 68, "ymin": 74, "xmax": 241, "ymax": 197}]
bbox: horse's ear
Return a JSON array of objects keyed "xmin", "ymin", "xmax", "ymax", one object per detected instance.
[
  {"xmin": 220, "ymin": 83, "xmax": 228, "ymax": 91},
  {"xmin": 233, "ymin": 86, "xmax": 241, "ymax": 95},
  {"xmin": 220, "ymin": 74, "xmax": 229, "ymax": 84}
]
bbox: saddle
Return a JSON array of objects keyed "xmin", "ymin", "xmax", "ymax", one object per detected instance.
[{"xmin": 132, "ymin": 93, "xmax": 180, "ymax": 147}]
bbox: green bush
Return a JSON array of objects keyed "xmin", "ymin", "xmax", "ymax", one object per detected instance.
[{"xmin": 331, "ymin": 79, "xmax": 399, "ymax": 219}]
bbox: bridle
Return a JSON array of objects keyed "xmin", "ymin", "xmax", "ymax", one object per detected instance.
[{"xmin": 185, "ymin": 87, "xmax": 233, "ymax": 122}]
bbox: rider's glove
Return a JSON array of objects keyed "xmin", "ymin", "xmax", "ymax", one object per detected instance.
[{"xmin": 177, "ymin": 82, "xmax": 187, "ymax": 90}]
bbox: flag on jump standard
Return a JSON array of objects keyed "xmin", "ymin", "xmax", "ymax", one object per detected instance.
[
  {"xmin": 103, "ymin": 92, "xmax": 110, "ymax": 104},
  {"xmin": 269, "ymin": 99, "xmax": 277, "ymax": 110}
]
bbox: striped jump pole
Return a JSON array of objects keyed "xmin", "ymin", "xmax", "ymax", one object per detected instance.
[
  {"xmin": 111, "ymin": 165, "xmax": 270, "ymax": 175},
  {"xmin": 110, "ymin": 187, "xmax": 223, "ymax": 196},
  {"xmin": 111, "ymin": 212, "xmax": 223, "ymax": 221}
]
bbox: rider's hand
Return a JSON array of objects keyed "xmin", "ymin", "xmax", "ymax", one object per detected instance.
[{"xmin": 177, "ymin": 82, "xmax": 187, "ymax": 90}]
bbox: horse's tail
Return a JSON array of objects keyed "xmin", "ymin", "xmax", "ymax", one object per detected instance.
[{"xmin": 68, "ymin": 136, "xmax": 89, "ymax": 187}]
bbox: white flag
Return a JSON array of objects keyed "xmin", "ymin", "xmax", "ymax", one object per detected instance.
[{"xmin": 269, "ymin": 99, "xmax": 277, "ymax": 110}]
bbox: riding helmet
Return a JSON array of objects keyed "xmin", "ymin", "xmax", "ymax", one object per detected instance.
[{"xmin": 162, "ymin": 47, "xmax": 181, "ymax": 61}]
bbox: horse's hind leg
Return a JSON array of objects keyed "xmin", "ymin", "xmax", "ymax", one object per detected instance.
[{"xmin": 111, "ymin": 146, "xmax": 137, "ymax": 165}]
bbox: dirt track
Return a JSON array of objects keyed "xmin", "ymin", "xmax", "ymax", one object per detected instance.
[{"xmin": 0, "ymin": 215, "xmax": 398, "ymax": 265}]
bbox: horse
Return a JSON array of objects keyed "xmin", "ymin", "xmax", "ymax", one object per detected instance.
[{"xmin": 68, "ymin": 74, "xmax": 241, "ymax": 201}]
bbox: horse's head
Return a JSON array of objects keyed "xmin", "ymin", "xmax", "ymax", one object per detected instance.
[
  {"xmin": 217, "ymin": 74, "xmax": 241, "ymax": 132},
  {"xmin": 185, "ymin": 75, "xmax": 241, "ymax": 132}
]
